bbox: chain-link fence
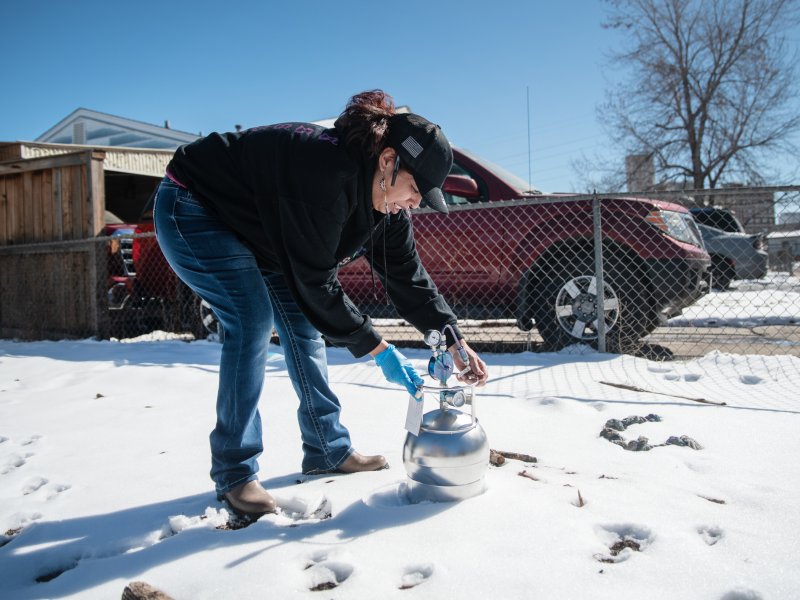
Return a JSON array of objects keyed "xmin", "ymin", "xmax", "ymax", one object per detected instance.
[
  {"xmin": 103, "ymin": 227, "xmax": 215, "ymax": 341},
  {"xmin": 2, "ymin": 185, "xmax": 799, "ymax": 359},
  {"xmin": 341, "ymin": 185, "xmax": 800, "ymax": 359}
]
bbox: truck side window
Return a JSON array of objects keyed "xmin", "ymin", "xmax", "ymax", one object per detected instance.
[{"xmin": 445, "ymin": 162, "xmax": 488, "ymax": 205}]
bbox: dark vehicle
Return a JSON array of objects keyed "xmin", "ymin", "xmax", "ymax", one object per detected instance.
[
  {"xmin": 339, "ymin": 148, "xmax": 710, "ymax": 352},
  {"xmin": 689, "ymin": 206, "xmax": 746, "ymax": 233},
  {"xmin": 107, "ymin": 147, "xmax": 710, "ymax": 352},
  {"xmin": 695, "ymin": 224, "xmax": 768, "ymax": 290}
]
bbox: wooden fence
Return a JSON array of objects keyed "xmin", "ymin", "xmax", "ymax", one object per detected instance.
[
  {"xmin": 0, "ymin": 149, "xmax": 106, "ymax": 243},
  {"xmin": 0, "ymin": 150, "xmax": 109, "ymax": 339}
]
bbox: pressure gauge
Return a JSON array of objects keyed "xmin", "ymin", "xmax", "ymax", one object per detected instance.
[
  {"xmin": 441, "ymin": 389, "xmax": 466, "ymax": 407},
  {"xmin": 423, "ymin": 329, "xmax": 443, "ymax": 347}
]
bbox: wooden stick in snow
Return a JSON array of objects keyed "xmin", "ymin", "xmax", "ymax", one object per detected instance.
[{"xmin": 599, "ymin": 381, "xmax": 726, "ymax": 406}]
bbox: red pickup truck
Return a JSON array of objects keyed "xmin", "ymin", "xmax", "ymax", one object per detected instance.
[
  {"xmin": 106, "ymin": 147, "xmax": 710, "ymax": 352},
  {"xmin": 339, "ymin": 147, "xmax": 710, "ymax": 353}
]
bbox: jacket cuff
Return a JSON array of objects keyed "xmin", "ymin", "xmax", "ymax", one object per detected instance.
[{"xmin": 347, "ymin": 327, "xmax": 383, "ymax": 358}]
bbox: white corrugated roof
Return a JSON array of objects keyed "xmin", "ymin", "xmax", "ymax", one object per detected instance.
[
  {"xmin": 36, "ymin": 108, "xmax": 199, "ymax": 149},
  {"xmin": 1, "ymin": 141, "xmax": 172, "ymax": 177}
]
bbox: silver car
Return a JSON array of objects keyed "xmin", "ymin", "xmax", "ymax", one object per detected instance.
[{"xmin": 697, "ymin": 224, "xmax": 768, "ymax": 289}]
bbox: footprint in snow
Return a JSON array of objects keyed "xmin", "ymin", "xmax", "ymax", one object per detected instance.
[
  {"xmin": 399, "ymin": 563, "xmax": 434, "ymax": 589},
  {"xmin": 46, "ymin": 483, "xmax": 71, "ymax": 500},
  {"xmin": 664, "ymin": 373, "xmax": 702, "ymax": 382},
  {"xmin": 1, "ymin": 524, "xmax": 25, "ymax": 548},
  {"xmin": 36, "ymin": 559, "xmax": 80, "ymax": 583},
  {"xmin": 1, "ymin": 454, "xmax": 26, "ymax": 475},
  {"xmin": 35, "ymin": 559, "xmax": 81, "ymax": 583},
  {"xmin": 719, "ymin": 588, "xmax": 764, "ymax": 600},
  {"xmin": 22, "ymin": 476, "xmax": 48, "ymax": 495},
  {"xmin": 1, "ymin": 512, "xmax": 44, "ymax": 548},
  {"xmin": 594, "ymin": 524, "xmax": 653, "ymax": 563},
  {"xmin": 698, "ymin": 525, "xmax": 724, "ymax": 546},
  {"xmin": 304, "ymin": 550, "xmax": 354, "ymax": 591},
  {"xmin": 538, "ymin": 396, "xmax": 560, "ymax": 405},
  {"xmin": 648, "ymin": 365, "xmax": 674, "ymax": 373},
  {"xmin": 739, "ymin": 375, "xmax": 764, "ymax": 385},
  {"xmin": 20, "ymin": 434, "xmax": 43, "ymax": 446}
]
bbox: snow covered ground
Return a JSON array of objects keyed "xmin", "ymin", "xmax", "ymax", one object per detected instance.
[
  {"xmin": 2, "ymin": 335, "xmax": 800, "ymax": 600},
  {"xmin": 669, "ymin": 271, "xmax": 800, "ymax": 328},
  {"xmin": 1, "ymin": 274, "xmax": 799, "ymax": 599}
]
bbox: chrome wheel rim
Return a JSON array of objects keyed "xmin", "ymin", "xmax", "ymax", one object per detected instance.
[{"xmin": 554, "ymin": 275, "xmax": 620, "ymax": 341}]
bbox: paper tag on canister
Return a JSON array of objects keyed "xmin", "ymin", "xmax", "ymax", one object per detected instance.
[{"xmin": 405, "ymin": 395, "xmax": 424, "ymax": 437}]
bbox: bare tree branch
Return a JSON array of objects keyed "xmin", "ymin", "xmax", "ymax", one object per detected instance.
[{"xmin": 582, "ymin": 0, "xmax": 800, "ymax": 190}]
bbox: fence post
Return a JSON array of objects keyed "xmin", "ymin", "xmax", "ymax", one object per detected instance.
[
  {"xmin": 89, "ymin": 239, "xmax": 110, "ymax": 339},
  {"xmin": 592, "ymin": 192, "xmax": 606, "ymax": 353}
]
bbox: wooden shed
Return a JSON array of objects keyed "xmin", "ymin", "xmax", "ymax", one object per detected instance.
[{"xmin": 0, "ymin": 142, "xmax": 171, "ymax": 339}]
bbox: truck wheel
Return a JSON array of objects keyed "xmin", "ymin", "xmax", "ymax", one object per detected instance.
[
  {"xmin": 188, "ymin": 295, "xmax": 223, "ymax": 341},
  {"xmin": 199, "ymin": 298, "xmax": 223, "ymax": 341},
  {"xmin": 710, "ymin": 255, "xmax": 734, "ymax": 290},
  {"xmin": 531, "ymin": 255, "xmax": 651, "ymax": 354}
]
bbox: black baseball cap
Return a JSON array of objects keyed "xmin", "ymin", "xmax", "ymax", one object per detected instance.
[{"xmin": 386, "ymin": 113, "xmax": 453, "ymax": 214}]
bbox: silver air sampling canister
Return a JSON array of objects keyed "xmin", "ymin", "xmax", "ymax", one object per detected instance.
[{"xmin": 402, "ymin": 329, "xmax": 489, "ymax": 503}]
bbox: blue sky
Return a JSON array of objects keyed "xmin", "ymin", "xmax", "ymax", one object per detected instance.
[{"xmin": 2, "ymin": 1, "xmax": 798, "ymax": 192}]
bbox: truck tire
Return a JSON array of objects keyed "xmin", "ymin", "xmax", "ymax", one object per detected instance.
[{"xmin": 530, "ymin": 253, "xmax": 652, "ymax": 354}]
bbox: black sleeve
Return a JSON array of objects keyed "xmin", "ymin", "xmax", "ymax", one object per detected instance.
[
  {"xmin": 264, "ymin": 193, "xmax": 382, "ymax": 358},
  {"xmin": 367, "ymin": 212, "xmax": 463, "ymax": 346}
]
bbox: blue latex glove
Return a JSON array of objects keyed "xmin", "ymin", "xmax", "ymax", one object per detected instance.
[{"xmin": 374, "ymin": 344, "xmax": 424, "ymax": 397}]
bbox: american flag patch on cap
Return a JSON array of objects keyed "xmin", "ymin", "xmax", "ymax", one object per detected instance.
[{"xmin": 402, "ymin": 136, "xmax": 424, "ymax": 158}]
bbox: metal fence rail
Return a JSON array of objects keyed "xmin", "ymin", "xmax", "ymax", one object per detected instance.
[{"xmin": 1, "ymin": 186, "xmax": 798, "ymax": 359}]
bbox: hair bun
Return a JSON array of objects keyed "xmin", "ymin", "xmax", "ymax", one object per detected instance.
[{"xmin": 334, "ymin": 90, "xmax": 396, "ymax": 157}]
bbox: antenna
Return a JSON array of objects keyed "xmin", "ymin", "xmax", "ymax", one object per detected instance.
[{"xmin": 526, "ymin": 86, "xmax": 532, "ymax": 191}]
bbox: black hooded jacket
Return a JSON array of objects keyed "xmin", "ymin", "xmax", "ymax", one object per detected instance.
[{"xmin": 167, "ymin": 122, "xmax": 461, "ymax": 357}]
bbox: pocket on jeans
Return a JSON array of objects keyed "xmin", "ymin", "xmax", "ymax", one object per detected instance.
[
  {"xmin": 175, "ymin": 190, "xmax": 206, "ymax": 213},
  {"xmin": 174, "ymin": 193, "xmax": 211, "ymax": 219}
]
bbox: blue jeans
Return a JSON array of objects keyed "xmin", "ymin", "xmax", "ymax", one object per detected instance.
[{"xmin": 153, "ymin": 178, "xmax": 353, "ymax": 494}]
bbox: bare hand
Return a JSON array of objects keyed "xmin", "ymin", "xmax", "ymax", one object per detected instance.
[{"xmin": 448, "ymin": 340, "xmax": 489, "ymax": 386}]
